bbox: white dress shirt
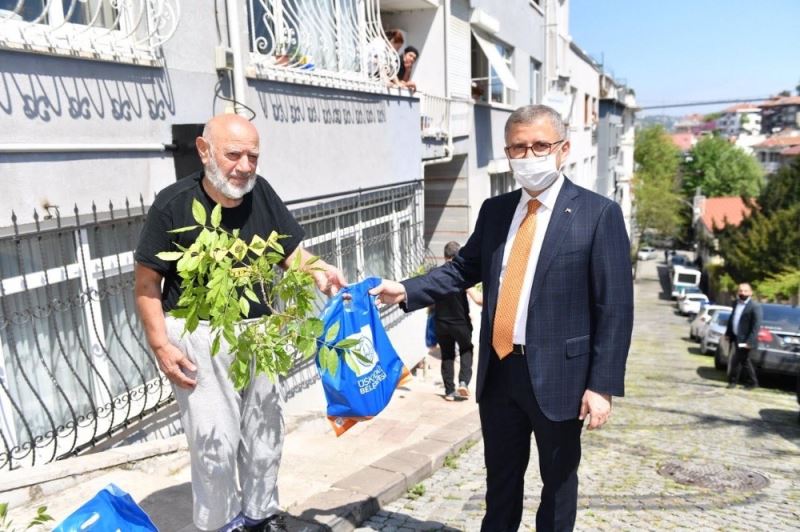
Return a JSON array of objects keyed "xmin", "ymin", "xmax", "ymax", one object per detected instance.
[
  {"xmin": 499, "ymin": 174, "xmax": 565, "ymax": 345},
  {"xmin": 732, "ymin": 297, "xmax": 749, "ymax": 336}
]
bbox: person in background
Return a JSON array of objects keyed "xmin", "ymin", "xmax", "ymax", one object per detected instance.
[
  {"xmin": 396, "ymin": 46, "xmax": 419, "ymax": 92},
  {"xmin": 435, "ymin": 241, "xmax": 482, "ymax": 401},
  {"xmin": 725, "ymin": 282, "xmax": 761, "ymax": 390}
]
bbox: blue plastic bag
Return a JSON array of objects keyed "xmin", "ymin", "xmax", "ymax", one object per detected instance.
[
  {"xmin": 316, "ymin": 277, "xmax": 409, "ymax": 435},
  {"xmin": 53, "ymin": 483, "xmax": 157, "ymax": 532}
]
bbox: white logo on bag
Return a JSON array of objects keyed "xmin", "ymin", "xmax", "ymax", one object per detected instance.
[{"xmin": 347, "ymin": 325, "xmax": 378, "ymax": 377}]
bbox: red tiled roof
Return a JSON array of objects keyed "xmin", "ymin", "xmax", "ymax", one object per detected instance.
[
  {"xmin": 670, "ymin": 133, "xmax": 695, "ymax": 152},
  {"xmin": 781, "ymin": 145, "xmax": 800, "ymax": 156},
  {"xmin": 701, "ymin": 197, "xmax": 752, "ymax": 231},
  {"xmin": 723, "ymin": 103, "xmax": 758, "ymax": 113},
  {"xmin": 759, "ymin": 96, "xmax": 800, "ymax": 107},
  {"xmin": 754, "ymin": 135, "xmax": 800, "ymax": 149}
]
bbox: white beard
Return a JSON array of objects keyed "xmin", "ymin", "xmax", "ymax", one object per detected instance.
[{"xmin": 206, "ymin": 156, "xmax": 256, "ymax": 200}]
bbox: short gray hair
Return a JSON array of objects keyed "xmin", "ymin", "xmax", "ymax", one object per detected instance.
[{"xmin": 504, "ymin": 105, "xmax": 567, "ymax": 141}]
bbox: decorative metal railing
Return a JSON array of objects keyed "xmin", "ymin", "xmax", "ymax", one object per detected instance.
[
  {"xmin": 0, "ymin": 0, "xmax": 181, "ymax": 64},
  {"xmin": 0, "ymin": 180, "xmax": 426, "ymax": 469},
  {"xmin": 247, "ymin": 0, "xmax": 400, "ymax": 90}
]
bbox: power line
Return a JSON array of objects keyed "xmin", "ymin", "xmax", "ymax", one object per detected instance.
[{"xmin": 639, "ymin": 97, "xmax": 772, "ymax": 110}]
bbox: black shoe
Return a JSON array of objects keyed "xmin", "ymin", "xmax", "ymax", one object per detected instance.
[
  {"xmin": 246, "ymin": 515, "xmax": 287, "ymax": 532},
  {"xmin": 744, "ymin": 384, "xmax": 757, "ymax": 390},
  {"xmin": 726, "ymin": 383, "xmax": 737, "ymax": 389}
]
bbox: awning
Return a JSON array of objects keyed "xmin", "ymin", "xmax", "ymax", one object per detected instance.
[{"xmin": 471, "ymin": 29, "xmax": 519, "ymax": 92}]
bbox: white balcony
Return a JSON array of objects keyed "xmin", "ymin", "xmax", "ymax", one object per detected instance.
[{"xmin": 0, "ymin": 0, "xmax": 180, "ymax": 65}]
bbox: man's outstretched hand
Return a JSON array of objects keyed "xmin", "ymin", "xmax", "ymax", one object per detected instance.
[{"xmin": 368, "ymin": 279, "xmax": 407, "ymax": 305}]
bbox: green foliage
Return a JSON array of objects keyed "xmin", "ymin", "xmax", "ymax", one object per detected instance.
[
  {"xmin": 633, "ymin": 125, "xmax": 684, "ymax": 238},
  {"xmin": 716, "ymin": 204, "xmax": 800, "ymax": 284},
  {"xmin": 716, "ymin": 158, "xmax": 800, "ymax": 287},
  {"xmin": 0, "ymin": 502, "xmax": 53, "ymax": 531},
  {"xmin": 407, "ymin": 483, "xmax": 426, "ymax": 499},
  {"xmin": 681, "ymin": 136, "xmax": 763, "ymax": 197},
  {"xmin": 756, "ymin": 270, "xmax": 800, "ymax": 301},
  {"xmin": 757, "ymin": 157, "xmax": 800, "ymax": 216},
  {"xmin": 156, "ymin": 200, "xmax": 358, "ymax": 390}
]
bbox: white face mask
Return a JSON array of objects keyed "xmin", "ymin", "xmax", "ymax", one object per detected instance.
[{"xmin": 509, "ymin": 153, "xmax": 561, "ymax": 192}]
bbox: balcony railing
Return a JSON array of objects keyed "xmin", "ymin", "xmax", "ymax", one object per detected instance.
[
  {"xmin": 0, "ymin": 181, "xmax": 426, "ymax": 470},
  {"xmin": 247, "ymin": 0, "xmax": 399, "ymax": 91},
  {"xmin": 0, "ymin": 0, "xmax": 181, "ymax": 65},
  {"xmin": 419, "ymin": 93, "xmax": 450, "ymax": 141}
]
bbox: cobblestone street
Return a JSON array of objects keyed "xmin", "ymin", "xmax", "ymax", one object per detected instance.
[{"xmin": 357, "ymin": 259, "xmax": 800, "ymax": 531}]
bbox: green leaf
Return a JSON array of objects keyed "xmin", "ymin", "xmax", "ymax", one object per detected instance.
[
  {"xmin": 328, "ymin": 349, "xmax": 339, "ymax": 376},
  {"xmin": 192, "ymin": 198, "xmax": 207, "ymax": 225},
  {"xmin": 249, "ymin": 234, "xmax": 267, "ymax": 256},
  {"xmin": 335, "ymin": 338, "xmax": 360, "ymax": 349},
  {"xmin": 351, "ymin": 348, "xmax": 370, "ymax": 364},
  {"xmin": 244, "ymin": 287, "xmax": 259, "ymax": 303},
  {"xmin": 211, "ymin": 203, "xmax": 222, "ymax": 229},
  {"xmin": 211, "ymin": 333, "xmax": 221, "ymax": 356},
  {"xmin": 167, "ymin": 225, "xmax": 199, "ymax": 234},
  {"xmin": 239, "ymin": 296, "xmax": 251, "ymax": 317},
  {"xmin": 324, "ymin": 321, "xmax": 340, "ymax": 343},
  {"xmin": 155, "ymin": 251, "xmax": 184, "ymax": 261},
  {"xmin": 344, "ymin": 352, "xmax": 360, "ymax": 374},
  {"xmin": 231, "ymin": 238, "xmax": 248, "ymax": 261}
]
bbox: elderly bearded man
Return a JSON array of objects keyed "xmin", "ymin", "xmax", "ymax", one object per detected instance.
[
  {"xmin": 371, "ymin": 105, "xmax": 633, "ymax": 532},
  {"xmin": 135, "ymin": 114, "xmax": 345, "ymax": 532}
]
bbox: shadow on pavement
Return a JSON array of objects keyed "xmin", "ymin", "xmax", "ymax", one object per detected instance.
[
  {"xmin": 759, "ymin": 409, "xmax": 800, "ymax": 443},
  {"xmin": 572, "ymin": 490, "xmax": 770, "ymax": 512},
  {"xmin": 139, "ymin": 482, "xmax": 194, "ymax": 532},
  {"xmin": 696, "ymin": 366, "xmax": 727, "ymax": 383}
]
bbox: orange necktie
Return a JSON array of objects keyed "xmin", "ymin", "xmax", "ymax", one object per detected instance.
[{"xmin": 492, "ymin": 199, "xmax": 541, "ymax": 359}]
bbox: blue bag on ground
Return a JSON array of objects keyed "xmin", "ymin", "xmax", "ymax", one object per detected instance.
[
  {"xmin": 316, "ymin": 277, "xmax": 410, "ymax": 435},
  {"xmin": 53, "ymin": 483, "xmax": 157, "ymax": 532}
]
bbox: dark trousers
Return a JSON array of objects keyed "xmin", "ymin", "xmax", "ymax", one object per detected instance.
[
  {"xmin": 435, "ymin": 321, "xmax": 473, "ymax": 395},
  {"xmin": 729, "ymin": 343, "xmax": 759, "ymax": 386},
  {"xmin": 479, "ymin": 353, "xmax": 583, "ymax": 532}
]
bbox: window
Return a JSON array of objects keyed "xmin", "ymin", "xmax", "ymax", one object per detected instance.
[
  {"xmin": 248, "ymin": 0, "xmax": 391, "ymax": 86},
  {"xmin": 471, "ymin": 32, "xmax": 517, "ymax": 105},
  {"xmin": 529, "ymin": 59, "xmax": 541, "ymax": 105},
  {"xmin": 584, "ymin": 94, "xmax": 590, "ymax": 126}
]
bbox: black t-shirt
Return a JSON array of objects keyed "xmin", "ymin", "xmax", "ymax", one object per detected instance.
[
  {"xmin": 134, "ymin": 171, "xmax": 304, "ymax": 318},
  {"xmin": 434, "ymin": 291, "xmax": 471, "ymax": 327}
]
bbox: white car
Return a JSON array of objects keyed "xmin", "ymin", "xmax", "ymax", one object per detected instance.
[
  {"xmin": 637, "ymin": 246, "xmax": 657, "ymax": 261},
  {"xmin": 690, "ymin": 305, "xmax": 733, "ymax": 341},
  {"xmin": 678, "ymin": 293, "xmax": 709, "ymax": 316},
  {"xmin": 700, "ymin": 310, "xmax": 732, "ymax": 355}
]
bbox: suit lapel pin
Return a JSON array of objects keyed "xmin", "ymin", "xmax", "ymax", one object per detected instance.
[{"xmin": 565, "ymin": 208, "xmax": 572, "ymax": 214}]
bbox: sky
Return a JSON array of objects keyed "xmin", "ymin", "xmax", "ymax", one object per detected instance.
[{"xmin": 569, "ymin": 0, "xmax": 800, "ymax": 116}]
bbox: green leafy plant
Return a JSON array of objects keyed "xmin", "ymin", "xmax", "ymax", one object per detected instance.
[
  {"xmin": 156, "ymin": 199, "xmax": 362, "ymax": 389},
  {"xmin": 407, "ymin": 483, "xmax": 426, "ymax": 500},
  {"xmin": 0, "ymin": 503, "xmax": 53, "ymax": 531}
]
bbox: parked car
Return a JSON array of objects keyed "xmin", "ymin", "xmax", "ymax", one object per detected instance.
[
  {"xmin": 668, "ymin": 254, "xmax": 689, "ymax": 272},
  {"xmin": 637, "ymin": 246, "xmax": 657, "ymax": 261},
  {"xmin": 690, "ymin": 305, "xmax": 733, "ymax": 341},
  {"xmin": 715, "ymin": 303, "xmax": 800, "ymax": 376},
  {"xmin": 700, "ymin": 310, "xmax": 731, "ymax": 355},
  {"xmin": 678, "ymin": 293, "xmax": 709, "ymax": 316}
]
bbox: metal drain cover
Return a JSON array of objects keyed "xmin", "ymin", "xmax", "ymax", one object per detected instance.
[{"xmin": 657, "ymin": 461, "xmax": 769, "ymax": 491}]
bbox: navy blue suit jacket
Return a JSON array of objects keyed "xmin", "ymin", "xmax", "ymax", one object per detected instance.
[{"xmin": 402, "ymin": 178, "xmax": 634, "ymax": 421}]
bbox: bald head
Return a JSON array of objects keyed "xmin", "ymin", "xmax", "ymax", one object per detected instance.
[{"xmin": 196, "ymin": 114, "xmax": 260, "ymax": 202}]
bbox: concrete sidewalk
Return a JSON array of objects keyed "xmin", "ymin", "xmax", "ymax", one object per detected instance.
[{"xmin": 2, "ymin": 353, "xmax": 482, "ymax": 532}]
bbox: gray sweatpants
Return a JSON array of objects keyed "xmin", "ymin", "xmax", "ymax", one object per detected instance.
[{"xmin": 166, "ymin": 316, "xmax": 284, "ymax": 531}]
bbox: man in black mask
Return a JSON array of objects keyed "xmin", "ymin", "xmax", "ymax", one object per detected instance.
[{"xmin": 724, "ymin": 283, "xmax": 762, "ymax": 389}]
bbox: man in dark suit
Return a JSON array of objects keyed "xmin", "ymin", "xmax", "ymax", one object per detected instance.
[
  {"xmin": 725, "ymin": 283, "xmax": 762, "ymax": 389},
  {"xmin": 370, "ymin": 105, "xmax": 633, "ymax": 531}
]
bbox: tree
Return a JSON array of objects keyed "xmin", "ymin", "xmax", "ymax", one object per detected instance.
[
  {"xmin": 717, "ymin": 204, "xmax": 800, "ymax": 283},
  {"xmin": 681, "ymin": 135, "xmax": 763, "ymax": 197},
  {"xmin": 633, "ymin": 125, "xmax": 684, "ymax": 240},
  {"xmin": 757, "ymin": 156, "xmax": 800, "ymax": 216}
]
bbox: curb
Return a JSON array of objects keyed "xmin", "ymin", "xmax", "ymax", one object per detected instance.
[{"xmin": 285, "ymin": 410, "xmax": 482, "ymax": 532}]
